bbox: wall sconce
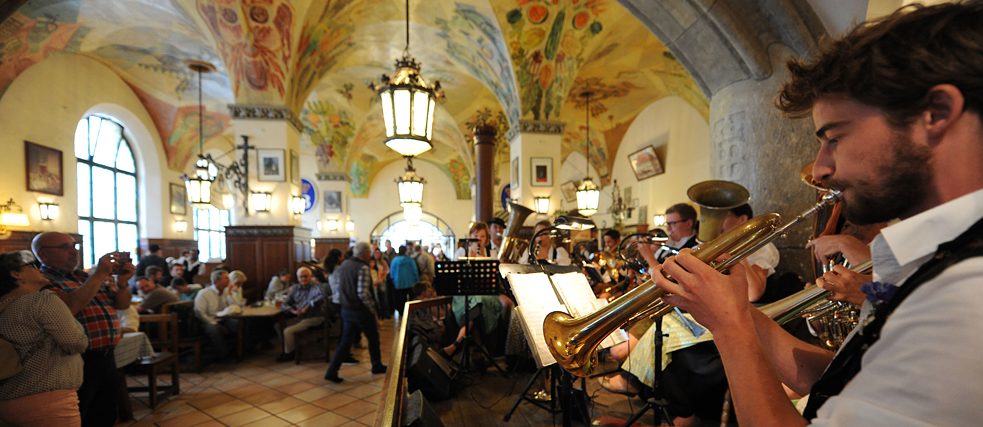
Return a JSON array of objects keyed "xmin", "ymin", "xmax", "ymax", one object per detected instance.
[
  {"xmin": 174, "ymin": 219, "xmax": 188, "ymax": 233},
  {"xmin": 534, "ymin": 196, "xmax": 550, "ymax": 215},
  {"xmin": 0, "ymin": 198, "xmax": 30, "ymax": 239},
  {"xmin": 325, "ymin": 219, "xmax": 340, "ymax": 232},
  {"xmin": 251, "ymin": 192, "xmax": 272, "ymax": 213},
  {"xmin": 652, "ymin": 214, "xmax": 667, "ymax": 227},
  {"xmin": 345, "ymin": 220, "xmax": 355, "ymax": 233},
  {"xmin": 38, "ymin": 202, "xmax": 59, "ymax": 221},
  {"xmin": 289, "ymin": 195, "xmax": 305, "ymax": 215}
]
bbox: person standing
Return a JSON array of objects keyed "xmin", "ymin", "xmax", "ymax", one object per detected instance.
[
  {"xmin": 134, "ymin": 244, "xmax": 167, "ymax": 278},
  {"xmin": 389, "ymin": 245, "xmax": 419, "ymax": 316},
  {"xmin": 32, "ymin": 232, "xmax": 134, "ymax": 427},
  {"xmin": 324, "ymin": 242, "xmax": 386, "ymax": 383}
]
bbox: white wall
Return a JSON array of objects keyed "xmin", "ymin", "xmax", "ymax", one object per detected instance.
[
  {"xmin": 348, "ymin": 159, "xmax": 472, "ymax": 242},
  {"xmin": 0, "ymin": 52, "xmax": 186, "ymax": 240}
]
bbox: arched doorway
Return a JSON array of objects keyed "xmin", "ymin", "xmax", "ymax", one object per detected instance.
[{"xmin": 370, "ymin": 211, "xmax": 456, "ymax": 260}]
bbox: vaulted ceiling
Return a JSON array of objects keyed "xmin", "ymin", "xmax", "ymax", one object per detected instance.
[{"xmin": 0, "ymin": 0, "xmax": 707, "ymax": 198}]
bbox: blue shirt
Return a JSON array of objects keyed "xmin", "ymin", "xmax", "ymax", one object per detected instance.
[
  {"xmin": 282, "ymin": 283, "xmax": 324, "ymax": 319},
  {"xmin": 390, "ymin": 255, "xmax": 419, "ymax": 290}
]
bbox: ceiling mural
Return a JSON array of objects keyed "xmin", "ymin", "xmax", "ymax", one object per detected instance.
[{"xmin": 1, "ymin": 0, "xmax": 708, "ymax": 195}]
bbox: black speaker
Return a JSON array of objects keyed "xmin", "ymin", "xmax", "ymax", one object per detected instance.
[
  {"xmin": 407, "ymin": 341, "xmax": 458, "ymax": 401},
  {"xmin": 404, "ymin": 390, "xmax": 444, "ymax": 427}
]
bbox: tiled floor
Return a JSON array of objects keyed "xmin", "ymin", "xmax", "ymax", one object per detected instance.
[{"xmin": 119, "ymin": 321, "xmax": 394, "ymax": 427}]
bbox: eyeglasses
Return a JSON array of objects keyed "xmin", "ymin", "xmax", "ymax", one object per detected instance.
[
  {"xmin": 665, "ymin": 220, "xmax": 688, "ymax": 227},
  {"xmin": 40, "ymin": 243, "xmax": 80, "ymax": 251}
]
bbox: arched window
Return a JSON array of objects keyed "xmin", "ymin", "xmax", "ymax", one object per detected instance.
[
  {"xmin": 370, "ymin": 210, "xmax": 456, "ymax": 259},
  {"xmin": 74, "ymin": 115, "xmax": 139, "ymax": 269}
]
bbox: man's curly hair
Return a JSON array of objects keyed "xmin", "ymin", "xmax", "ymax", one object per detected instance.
[{"xmin": 777, "ymin": 1, "xmax": 983, "ymax": 127}]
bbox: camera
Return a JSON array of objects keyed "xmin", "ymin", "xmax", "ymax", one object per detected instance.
[{"xmin": 113, "ymin": 252, "xmax": 131, "ymax": 275}]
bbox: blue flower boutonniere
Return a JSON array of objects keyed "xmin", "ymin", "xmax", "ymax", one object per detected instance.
[{"xmin": 860, "ymin": 281, "xmax": 899, "ymax": 307}]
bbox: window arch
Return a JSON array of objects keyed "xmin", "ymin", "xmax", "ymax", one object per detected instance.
[
  {"xmin": 370, "ymin": 210, "xmax": 456, "ymax": 259},
  {"xmin": 74, "ymin": 115, "xmax": 139, "ymax": 269}
]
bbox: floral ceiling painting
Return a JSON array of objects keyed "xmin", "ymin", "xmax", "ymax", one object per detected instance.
[{"xmin": 0, "ymin": 0, "xmax": 707, "ymax": 196}]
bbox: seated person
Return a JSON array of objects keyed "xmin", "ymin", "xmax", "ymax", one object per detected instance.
[
  {"xmin": 170, "ymin": 277, "xmax": 201, "ymax": 301},
  {"xmin": 276, "ymin": 266, "xmax": 325, "ymax": 362},
  {"xmin": 194, "ymin": 270, "xmax": 240, "ymax": 362},
  {"xmin": 227, "ymin": 270, "xmax": 248, "ymax": 307},
  {"xmin": 136, "ymin": 276, "xmax": 178, "ymax": 314},
  {"xmin": 518, "ymin": 220, "xmax": 572, "ymax": 265},
  {"xmin": 265, "ymin": 269, "xmax": 291, "ymax": 302},
  {"xmin": 164, "ymin": 262, "xmax": 185, "ymax": 291},
  {"xmin": 445, "ymin": 222, "xmax": 510, "ymax": 356}
]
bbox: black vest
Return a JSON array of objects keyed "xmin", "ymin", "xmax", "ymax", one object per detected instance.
[
  {"xmin": 803, "ymin": 217, "xmax": 983, "ymax": 419},
  {"xmin": 336, "ymin": 257, "xmax": 370, "ymax": 312}
]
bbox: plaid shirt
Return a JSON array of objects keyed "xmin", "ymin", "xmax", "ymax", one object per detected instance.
[{"xmin": 41, "ymin": 266, "xmax": 121, "ymax": 350}]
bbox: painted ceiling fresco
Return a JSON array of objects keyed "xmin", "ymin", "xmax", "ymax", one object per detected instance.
[{"xmin": 0, "ymin": 0, "xmax": 707, "ymax": 197}]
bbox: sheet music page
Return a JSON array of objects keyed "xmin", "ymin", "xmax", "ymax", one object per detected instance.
[
  {"xmin": 550, "ymin": 272, "xmax": 628, "ymax": 348},
  {"xmin": 508, "ymin": 272, "xmax": 566, "ymax": 367}
]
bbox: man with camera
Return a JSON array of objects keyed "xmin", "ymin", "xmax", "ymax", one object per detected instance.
[{"xmin": 32, "ymin": 231, "xmax": 134, "ymax": 426}]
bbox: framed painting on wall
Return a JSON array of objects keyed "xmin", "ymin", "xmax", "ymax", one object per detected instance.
[
  {"xmin": 530, "ymin": 157, "xmax": 553, "ymax": 187},
  {"xmin": 323, "ymin": 190, "xmax": 342, "ymax": 213},
  {"xmin": 25, "ymin": 141, "xmax": 63, "ymax": 195},
  {"xmin": 169, "ymin": 183, "xmax": 188, "ymax": 215},
  {"xmin": 560, "ymin": 181, "xmax": 578, "ymax": 203},
  {"xmin": 627, "ymin": 145, "xmax": 664, "ymax": 181},
  {"xmin": 258, "ymin": 149, "xmax": 286, "ymax": 182}
]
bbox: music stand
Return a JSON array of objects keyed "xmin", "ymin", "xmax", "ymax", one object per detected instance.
[
  {"xmin": 434, "ymin": 258, "xmax": 506, "ymax": 375},
  {"xmin": 621, "ymin": 315, "xmax": 673, "ymax": 426}
]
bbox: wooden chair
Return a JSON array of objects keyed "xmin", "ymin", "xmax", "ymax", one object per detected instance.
[
  {"xmin": 130, "ymin": 313, "xmax": 180, "ymax": 409},
  {"xmin": 294, "ymin": 301, "xmax": 340, "ymax": 364},
  {"xmin": 162, "ymin": 301, "xmax": 203, "ymax": 372}
]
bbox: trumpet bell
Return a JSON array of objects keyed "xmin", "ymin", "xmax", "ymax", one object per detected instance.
[{"xmin": 687, "ymin": 180, "xmax": 751, "ymax": 243}]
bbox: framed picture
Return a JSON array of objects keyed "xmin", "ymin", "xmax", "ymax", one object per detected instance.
[
  {"xmin": 169, "ymin": 183, "xmax": 188, "ymax": 215},
  {"xmin": 627, "ymin": 145, "xmax": 664, "ymax": 181},
  {"xmin": 258, "ymin": 149, "xmax": 286, "ymax": 182},
  {"xmin": 530, "ymin": 157, "xmax": 553, "ymax": 187},
  {"xmin": 290, "ymin": 149, "xmax": 300, "ymax": 185},
  {"xmin": 560, "ymin": 180, "xmax": 578, "ymax": 203},
  {"xmin": 323, "ymin": 190, "xmax": 342, "ymax": 213},
  {"xmin": 25, "ymin": 141, "xmax": 63, "ymax": 195},
  {"xmin": 510, "ymin": 157, "xmax": 519, "ymax": 191}
]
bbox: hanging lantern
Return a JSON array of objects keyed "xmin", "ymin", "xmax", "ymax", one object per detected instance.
[
  {"xmin": 183, "ymin": 60, "xmax": 217, "ymax": 207},
  {"xmin": 395, "ymin": 158, "xmax": 426, "ymax": 207},
  {"xmin": 576, "ymin": 91, "xmax": 600, "ymax": 216}
]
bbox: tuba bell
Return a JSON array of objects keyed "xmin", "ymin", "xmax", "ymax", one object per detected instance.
[
  {"xmin": 687, "ymin": 180, "xmax": 751, "ymax": 243},
  {"xmin": 498, "ymin": 202, "xmax": 534, "ymax": 263},
  {"xmin": 543, "ymin": 190, "xmax": 841, "ymax": 377}
]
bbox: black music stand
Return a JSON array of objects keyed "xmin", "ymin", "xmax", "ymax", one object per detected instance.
[
  {"xmin": 621, "ymin": 315, "xmax": 673, "ymax": 426},
  {"xmin": 434, "ymin": 258, "xmax": 506, "ymax": 375}
]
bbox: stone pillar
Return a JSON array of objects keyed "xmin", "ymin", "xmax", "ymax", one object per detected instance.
[
  {"xmin": 510, "ymin": 120, "xmax": 565, "ymax": 222},
  {"xmin": 474, "ymin": 124, "xmax": 497, "ymax": 223}
]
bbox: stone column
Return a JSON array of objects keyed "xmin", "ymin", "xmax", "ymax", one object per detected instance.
[
  {"xmin": 510, "ymin": 120, "xmax": 565, "ymax": 221},
  {"xmin": 473, "ymin": 124, "xmax": 497, "ymax": 223}
]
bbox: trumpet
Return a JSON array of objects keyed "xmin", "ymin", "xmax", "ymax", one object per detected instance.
[
  {"xmin": 543, "ymin": 190, "xmax": 841, "ymax": 377},
  {"xmin": 616, "ymin": 232, "xmax": 670, "ymax": 272}
]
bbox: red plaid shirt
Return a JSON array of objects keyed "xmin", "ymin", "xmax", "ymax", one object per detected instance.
[{"xmin": 42, "ymin": 266, "xmax": 121, "ymax": 350}]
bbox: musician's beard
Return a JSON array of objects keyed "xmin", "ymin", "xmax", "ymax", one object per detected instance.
[{"xmin": 830, "ymin": 131, "xmax": 932, "ymax": 225}]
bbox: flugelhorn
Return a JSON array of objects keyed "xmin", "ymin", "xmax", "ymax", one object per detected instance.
[
  {"xmin": 543, "ymin": 190, "xmax": 841, "ymax": 377},
  {"xmin": 688, "ymin": 180, "xmax": 751, "ymax": 243},
  {"xmin": 759, "ymin": 259, "xmax": 872, "ymax": 326},
  {"xmin": 497, "ymin": 202, "xmax": 534, "ymax": 263}
]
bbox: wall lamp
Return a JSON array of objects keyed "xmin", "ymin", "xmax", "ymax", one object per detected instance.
[
  {"xmin": 534, "ymin": 196, "xmax": 550, "ymax": 215},
  {"xmin": 0, "ymin": 198, "xmax": 30, "ymax": 239},
  {"xmin": 289, "ymin": 195, "xmax": 306, "ymax": 215},
  {"xmin": 251, "ymin": 191, "xmax": 272, "ymax": 213},
  {"xmin": 38, "ymin": 202, "xmax": 59, "ymax": 221},
  {"xmin": 174, "ymin": 219, "xmax": 188, "ymax": 233}
]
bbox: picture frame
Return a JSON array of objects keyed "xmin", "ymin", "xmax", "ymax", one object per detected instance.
[
  {"xmin": 530, "ymin": 157, "xmax": 553, "ymax": 187},
  {"xmin": 290, "ymin": 149, "xmax": 300, "ymax": 185},
  {"xmin": 25, "ymin": 141, "xmax": 63, "ymax": 195},
  {"xmin": 257, "ymin": 149, "xmax": 286, "ymax": 182},
  {"xmin": 627, "ymin": 145, "xmax": 664, "ymax": 181},
  {"xmin": 323, "ymin": 190, "xmax": 342, "ymax": 213},
  {"xmin": 510, "ymin": 157, "xmax": 519, "ymax": 191},
  {"xmin": 169, "ymin": 183, "xmax": 188, "ymax": 215},
  {"xmin": 560, "ymin": 180, "xmax": 578, "ymax": 203}
]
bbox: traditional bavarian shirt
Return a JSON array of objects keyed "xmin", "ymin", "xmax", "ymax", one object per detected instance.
[{"xmin": 41, "ymin": 266, "xmax": 121, "ymax": 351}]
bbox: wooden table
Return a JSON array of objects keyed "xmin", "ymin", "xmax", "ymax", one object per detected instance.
[
  {"xmin": 115, "ymin": 332, "xmax": 155, "ymax": 421},
  {"xmin": 227, "ymin": 304, "xmax": 283, "ymax": 360}
]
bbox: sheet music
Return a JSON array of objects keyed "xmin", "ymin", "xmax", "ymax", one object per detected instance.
[
  {"xmin": 508, "ymin": 272, "xmax": 566, "ymax": 368},
  {"xmin": 550, "ymin": 272, "xmax": 628, "ymax": 349}
]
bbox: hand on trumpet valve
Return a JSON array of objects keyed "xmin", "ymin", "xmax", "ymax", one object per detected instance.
[
  {"xmin": 653, "ymin": 248, "xmax": 752, "ymax": 331},
  {"xmin": 815, "ymin": 264, "xmax": 869, "ymax": 306},
  {"xmin": 806, "ymin": 234, "xmax": 871, "ymax": 267}
]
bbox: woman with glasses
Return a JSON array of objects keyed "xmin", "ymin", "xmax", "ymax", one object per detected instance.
[{"xmin": 0, "ymin": 251, "xmax": 110, "ymax": 426}]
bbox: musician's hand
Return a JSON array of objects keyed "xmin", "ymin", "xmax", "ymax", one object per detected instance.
[
  {"xmin": 636, "ymin": 242, "xmax": 661, "ymax": 272},
  {"xmin": 816, "ymin": 265, "xmax": 869, "ymax": 306},
  {"xmin": 806, "ymin": 235, "xmax": 871, "ymax": 266},
  {"xmin": 653, "ymin": 249, "xmax": 751, "ymax": 331}
]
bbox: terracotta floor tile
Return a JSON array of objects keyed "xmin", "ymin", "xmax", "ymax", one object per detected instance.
[
  {"xmin": 189, "ymin": 391, "xmax": 236, "ymax": 410},
  {"xmin": 297, "ymin": 410, "xmax": 352, "ymax": 427},
  {"xmin": 200, "ymin": 398, "xmax": 252, "ymax": 418},
  {"xmin": 311, "ymin": 392, "xmax": 358, "ymax": 411},
  {"xmin": 258, "ymin": 375, "xmax": 297, "ymax": 388},
  {"xmin": 157, "ymin": 409, "xmax": 213, "ymax": 427},
  {"xmin": 239, "ymin": 389, "xmax": 289, "ymax": 406},
  {"xmin": 217, "ymin": 407, "xmax": 273, "ymax": 426},
  {"xmin": 258, "ymin": 396, "xmax": 306, "ymax": 414},
  {"xmin": 294, "ymin": 385, "xmax": 334, "ymax": 402},
  {"xmin": 277, "ymin": 403, "xmax": 325, "ymax": 424},
  {"xmin": 344, "ymin": 384, "xmax": 382, "ymax": 399},
  {"xmin": 192, "ymin": 421, "xmax": 225, "ymax": 427},
  {"xmin": 332, "ymin": 400, "xmax": 379, "ymax": 420},
  {"xmin": 241, "ymin": 415, "xmax": 294, "ymax": 427},
  {"xmin": 227, "ymin": 383, "xmax": 272, "ymax": 400},
  {"xmin": 278, "ymin": 381, "xmax": 319, "ymax": 395},
  {"xmin": 355, "ymin": 412, "xmax": 377, "ymax": 425}
]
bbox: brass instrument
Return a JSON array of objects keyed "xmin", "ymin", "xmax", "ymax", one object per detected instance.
[
  {"xmin": 759, "ymin": 259, "xmax": 872, "ymax": 326},
  {"xmin": 688, "ymin": 180, "xmax": 751, "ymax": 243},
  {"xmin": 617, "ymin": 232, "xmax": 670, "ymax": 272},
  {"xmin": 498, "ymin": 202, "xmax": 534, "ymax": 263},
  {"xmin": 543, "ymin": 190, "xmax": 841, "ymax": 377}
]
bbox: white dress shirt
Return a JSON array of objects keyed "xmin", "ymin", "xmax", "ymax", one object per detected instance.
[{"xmin": 811, "ymin": 188, "xmax": 983, "ymax": 426}]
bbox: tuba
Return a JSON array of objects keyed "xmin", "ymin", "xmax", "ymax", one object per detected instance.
[
  {"xmin": 543, "ymin": 190, "xmax": 841, "ymax": 377},
  {"xmin": 688, "ymin": 180, "xmax": 751, "ymax": 243},
  {"xmin": 498, "ymin": 202, "xmax": 534, "ymax": 263}
]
